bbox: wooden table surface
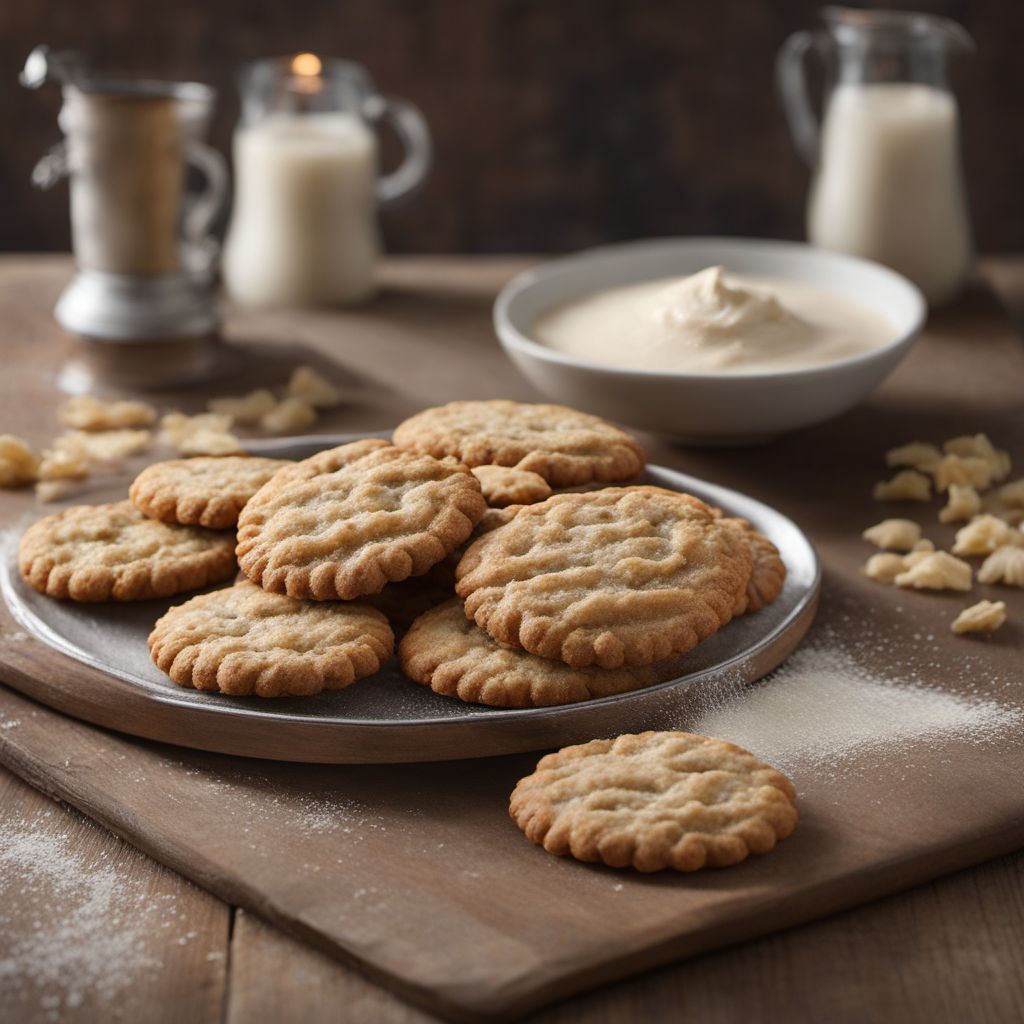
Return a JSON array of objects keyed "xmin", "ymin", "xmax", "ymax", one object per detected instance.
[{"xmin": 2, "ymin": 255, "xmax": 1024, "ymax": 1024}]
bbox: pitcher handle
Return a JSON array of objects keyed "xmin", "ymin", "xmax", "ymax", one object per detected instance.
[
  {"xmin": 776, "ymin": 30, "xmax": 825, "ymax": 167},
  {"xmin": 182, "ymin": 139, "xmax": 229, "ymax": 276},
  {"xmin": 366, "ymin": 94, "xmax": 432, "ymax": 205}
]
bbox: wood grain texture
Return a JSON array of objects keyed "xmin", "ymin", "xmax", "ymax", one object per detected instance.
[
  {"xmin": 0, "ymin": 765, "xmax": 229, "ymax": 1024},
  {"xmin": 3, "ymin": 1, "xmax": 1023, "ymax": 255}
]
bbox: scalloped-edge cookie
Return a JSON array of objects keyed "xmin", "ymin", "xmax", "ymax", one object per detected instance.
[
  {"xmin": 18, "ymin": 500, "xmax": 237, "ymax": 602},
  {"xmin": 456, "ymin": 486, "xmax": 753, "ymax": 668},
  {"xmin": 719, "ymin": 517, "xmax": 786, "ymax": 613},
  {"xmin": 392, "ymin": 400, "xmax": 645, "ymax": 487},
  {"xmin": 400, "ymin": 599, "xmax": 687, "ymax": 707},
  {"xmin": 130, "ymin": 456, "xmax": 291, "ymax": 529},
  {"xmin": 148, "ymin": 580, "xmax": 393, "ymax": 697},
  {"xmin": 237, "ymin": 440, "xmax": 486, "ymax": 600},
  {"xmin": 510, "ymin": 731, "xmax": 798, "ymax": 872}
]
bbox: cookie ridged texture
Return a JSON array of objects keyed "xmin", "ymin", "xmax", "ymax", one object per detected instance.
[
  {"xmin": 470, "ymin": 465, "xmax": 552, "ymax": 507},
  {"xmin": 236, "ymin": 441, "xmax": 486, "ymax": 601},
  {"xmin": 148, "ymin": 580, "xmax": 393, "ymax": 697},
  {"xmin": 456, "ymin": 487, "xmax": 753, "ymax": 668},
  {"xmin": 400, "ymin": 599, "xmax": 683, "ymax": 707},
  {"xmin": 510, "ymin": 731, "xmax": 798, "ymax": 872},
  {"xmin": 719, "ymin": 517, "xmax": 786, "ymax": 614},
  {"xmin": 392, "ymin": 400, "xmax": 645, "ymax": 487},
  {"xmin": 18, "ymin": 500, "xmax": 237, "ymax": 602},
  {"xmin": 130, "ymin": 456, "xmax": 290, "ymax": 529}
]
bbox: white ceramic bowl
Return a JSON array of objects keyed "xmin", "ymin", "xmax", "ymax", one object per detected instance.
[{"xmin": 494, "ymin": 237, "xmax": 926, "ymax": 443}]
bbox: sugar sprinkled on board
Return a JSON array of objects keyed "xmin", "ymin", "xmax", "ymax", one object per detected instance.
[
  {"xmin": 0, "ymin": 812, "xmax": 205, "ymax": 1021},
  {"xmin": 686, "ymin": 639, "xmax": 1023, "ymax": 776}
]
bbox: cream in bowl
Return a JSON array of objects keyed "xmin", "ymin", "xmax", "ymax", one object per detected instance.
[
  {"xmin": 493, "ymin": 238, "xmax": 927, "ymax": 443},
  {"xmin": 532, "ymin": 265, "xmax": 894, "ymax": 375}
]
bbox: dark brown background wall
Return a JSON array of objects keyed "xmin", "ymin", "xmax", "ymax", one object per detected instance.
[{"xmin": 2, "ymin": 0, "xmax": 1022, "ymax": 255}]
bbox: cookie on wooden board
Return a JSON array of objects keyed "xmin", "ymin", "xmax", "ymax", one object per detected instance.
[
  {"xmin": 148, "ymin": 579, "xmax": 394, "ymax": 697},
  {"xmin": 392, "ymin": 400, "xmax": 645, "ymax": 487},
  {"xmin": 400, "ymin": 599, "xmax": 683, "ymax": 707},
  {"xmin": 130, "ymin": 456, "xmax": 290, "ymax": 529},
  {"xmin": 510, "ymin": 731, "xmax": 798, "ymax": 872},
  {"xmin": 18, "ymin": 500, "xmax": 236, "ymax": 602},
  {"xmin": 456, "ymin": 486, "xmax": 753, "ymax": 668},
  {"xmin": 236, "ymin": 441, "xmax": 486, "ymax": 601}
]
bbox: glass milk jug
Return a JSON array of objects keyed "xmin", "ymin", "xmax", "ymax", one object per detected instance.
[
  {"xmin": 223, "ymin": 55, "xmax": 431, "ymax": 308},
  {"xmin": 777, "ymin": 7, "xmax": 973, "ymax": 306}
]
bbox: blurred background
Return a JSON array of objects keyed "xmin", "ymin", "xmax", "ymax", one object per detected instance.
[{"xmin": 3, "ymin": 0, "xmax": 1022, "ymax": 255}]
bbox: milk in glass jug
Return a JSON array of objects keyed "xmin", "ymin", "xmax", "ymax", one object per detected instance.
[{"xmin": 777, "ymin": 7, "xmax": 974, "ymax": 306}]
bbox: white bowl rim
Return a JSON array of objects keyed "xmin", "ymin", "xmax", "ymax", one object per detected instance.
[{"xmin": 494, "ymin": 236, "xmax": 927, "ymax": 382}]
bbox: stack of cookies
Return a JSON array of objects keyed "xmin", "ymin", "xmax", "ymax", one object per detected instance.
[{"xmin": 17, "ymin": 399, "xmax": 785, "ymax": 705}]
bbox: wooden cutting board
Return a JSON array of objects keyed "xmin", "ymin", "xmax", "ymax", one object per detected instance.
[{"xmin": 1, "ymin": 257, "xmax": 1023, "ymax": 1021}]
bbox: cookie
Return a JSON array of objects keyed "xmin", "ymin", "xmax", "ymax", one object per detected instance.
[
  {"xmin": 148, "ymin": 580, "xmax": 393, "ymax": 697},
  {"xmin": 719, "ymin": 517, "xmax": 786, "ymax": 613},
  {"xmin": 510, "ymin": 731, "xmax": 798, "ymax": 872},
  {"xmin": 392, "ymin": 400, "xmax": 645, "ymax": 487},
  {"xmin": 400, "ymin": 599, "xmax": 684, "ymax": 707},
  {"xmin": 237, "ymin": 440, "xmax": 486, "ymax": 600},
  {"xmin": 18, "ymin": 500, "xmax": 237, "ymax": 602},
  {"xmin": 362, "ymin": 563, "xmax": 458, "ymax": 632},
  {"xmin": 456, "ymin": 487, "xmax": 753, "ymax": 668},
  {"xmin": 470, "ymin": 465, "xmax": 552, "ymax": 507},
  {"xmin": 130, "ymin": 456, "xmax": 290, "ymax": 529}
]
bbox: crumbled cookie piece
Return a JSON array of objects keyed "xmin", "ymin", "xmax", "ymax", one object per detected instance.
[
  {"xmin": 37, "ymin": 445, "xmax": 89, "ymax": 481},
  {"xmin": 34, "ymin": 479, "xmax": 83, "ymax": 503},
  {"xmin": 509, "ymin": 731, "xmax": 798, "ymax": 872},
  {"xmin": 998, "ymin": 478, "xmax": 1024, "ymax": 509},
  {"xmin": 894, "ymin": 551, "xmax": 972, "ymax": 591},
  {"xmin": 943, "ymin": 433, "xmax": 1011, "ymax": 482},
  {"xmin": 287, "ymin": 366, "xmax": 342, "ymax": 409},
  {"xmin": 952, "ymin": 514, "xmax": 1023, "ymax": 557},
  {"xmin": 208, "ymin": 389, "xmax": 278, "ymax": 423},
  {"xmin": 872, "ymin": 470, "xmax": 932, "ymax": 502},
  {"xmin": 0, "ymin": 434, "xmax": 40, "ymax": 487},
  {"xmin": 59, "ymin": 395, "xmax": 157, "ymax": 431},
  {"xmin": 161, "ymin": 412, "xmax": 243, "ymax": 456},
  {"xmin": 261, "ymin": 397, "xmax": 317, "ymax": 434},
  {"xmin": 885, "ymin": 441, "xmax": 942, "ymax": 473},
  {"xmin": 862, "ymin": 552, "xmax": 907, "ymax": 584},
  {"xmin": 470, "ymin": 465, "xmax": 552, "ymax": 507},
  {"xmin": 861, "ymin": 518, "xmax": 921, "ymax": 551},
  {"xmin": 933, "ymin": 454, "xmax": 993, "ymax": 492},
  {"xmin": 978, "ymin": 545, "xmax": 1024, "ymax": 587},
  {"xmin": 939, "ymin": 484, "xmax": 982, "ymax": 524},
  {"xmin": 951, "ymin": 599, "xmax": 1007, "ymax": 635}
]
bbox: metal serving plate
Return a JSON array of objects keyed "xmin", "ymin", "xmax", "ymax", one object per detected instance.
[{"xmin": 1, "ymin": 435, "xmax": 819, "ymax": 763}]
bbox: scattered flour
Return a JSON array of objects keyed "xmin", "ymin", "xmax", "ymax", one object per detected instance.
[
  {"xmin": 0, "ymin": 812, "xmax": 201, "ymax": 1021},
  {"xmin": 691, "ymin": 642, "xmax": 1023, "ymax": 775}
]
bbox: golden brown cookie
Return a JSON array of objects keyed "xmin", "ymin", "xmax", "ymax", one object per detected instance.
[
  {"xmin": 130, "ymin": 456, "xmax": 291, "ymax": 529},
  {"xmin": 237, "ymin": 441, "xmax": 486, "ymax": 600},
  {"xmin": 470, "ymin": 465, "xmax": 552, "ymax": 507},
  {"xmin": 18, "ymin": 501, "xmax": 236, "ymax": 602},
  {"xmin": 719, "ymin": 517, "xmax": 786, "ymax": 613},
  {"xmin": 456, "ymin": 487, "xmax": 753, "ymax": 668},
  {"xmin": 392, "ymin": 400, "xmax": 645, "ymax": 487},
  {"xmin": 400, "ymin": 599, "xmax": 683, "ymax": 707},
  {"xmin": 148, "ymin": 580, "xmax": 393, "ymax": 697},
  {"xmin": 510, "ymin": 731, "xmax": 798, "ymax": 872}
]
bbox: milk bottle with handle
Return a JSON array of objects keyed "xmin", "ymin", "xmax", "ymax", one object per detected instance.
[{"xmin": 777, "ymin": 6, "xmax": 974, "ymax": 306}]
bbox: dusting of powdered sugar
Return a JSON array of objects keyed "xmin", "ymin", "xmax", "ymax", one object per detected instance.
[
  {"xmin": 0, "ymin": 810, "xmax": 207, "ymax": 1021},
  {"xmin": 681, "ymin": 623, "xmax": 1023, "ymax": 776}
]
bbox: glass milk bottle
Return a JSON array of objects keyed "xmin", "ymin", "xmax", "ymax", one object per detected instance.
[
  {"xmin": 777, "ymin": 7, "xmax": 973, "ymax": 306},
  {"xmin": 223, "ymin": 55, "xmax": 431, "ymax": 307}
]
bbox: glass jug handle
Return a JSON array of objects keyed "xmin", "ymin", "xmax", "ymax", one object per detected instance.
[
  {"xmin": 182, "ymin": 139, "xmax": 228, "ymax": 277},
  {"xmin": 776, "ymin": 29, "xmax": 826, "ymax": 167},
  {"xmin": 365, "ymin": 94, "xmax": 433, "ymax": 205}
]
